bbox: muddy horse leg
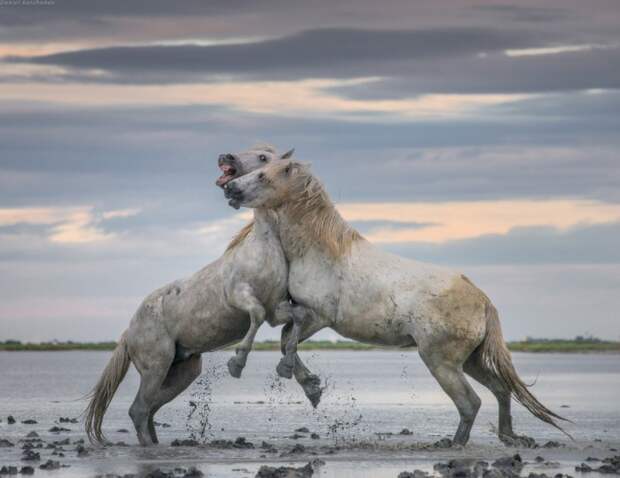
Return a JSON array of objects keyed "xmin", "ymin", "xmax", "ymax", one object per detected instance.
[
  {"xmin": 278, "ymin": 322, "xmax": 323, "ymax": 407},
  {"xmin": 464, "ymin": 351, "xmax": 536, "ymax": 447},
  {"xmin": 146, "ymin": 354, "xmax": 203, "ymax": 444},
  {"xmin": 420, "ymin": 350, "xmax": 481, "ymax": 446},
  {"xmin": 275, "ymin": 302, "xmax": 326, "ymax": 379},
  {"xmin": 227, "ymin": 283, "xmax": 266, "ymax": 378}
]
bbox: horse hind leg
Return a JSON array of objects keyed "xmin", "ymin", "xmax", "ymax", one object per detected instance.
[
  {"xmin": 420, "ymin": 351, "xmax": 481, "ymax": 446},
  {"xmin": 128, "ymin": 338, "xmax": 175, "ymax": 446},
  {"xmin": 147, "ymin": 354, "xmax": 203, "ymax": 444},
  {"xmin": 464, "ymin": 351, "xmax": 536, "ymax": 448}
]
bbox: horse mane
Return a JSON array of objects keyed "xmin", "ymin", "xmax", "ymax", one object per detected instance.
[
  {"xmin": 278, "ymin": 162, "xmax": 363, "ymax": 258},
  {"xmin": 225, "ymin": 220, "xmax": 254, "ymax": 252}
]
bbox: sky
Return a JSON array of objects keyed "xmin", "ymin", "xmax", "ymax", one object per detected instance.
[{"xmin": 0, "ymin": 0, "xmax": 619, "ymax": 342}]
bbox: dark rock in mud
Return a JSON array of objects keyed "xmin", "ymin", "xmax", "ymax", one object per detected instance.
[
  {"xmin": 6, "ymin": 416, "xmax": 16, "ymax": 425},
  {"xmin": 280, "ymin": 444, "xmax": 308, "ymax": 457},
  {"xmin": 52, "ymin": 438, "xmax": 70, "ymax": 446},
  {"xmin": 310, "ymin": 433, "xmax": 320, "ymax": 440},
  {"xmin": 25, "ymin": 432, "xmax": 38, "ymax": 439},
  {"xmin": 233, "ymin": 437, "xmax": 254, "ymax": 449},
  {"xmin": 181, "ymin": 467, "xmax": 204, "ymax": 478},
  {"xmin": 113, "ymin": 441, "xmax": 129, "ymax": 447},
  {"xmin": 208, "ymin": 437, "xmax": 254, "ymax": 449},
  {"xmin": 289, "ymin": 434, "xmax": 304, "ymax": 440},
  {"xmin": 434, "ymin": 458, "xmax": 487, "ymax": 478},
  {"xmin": 21, "ymin": 450, "xmax": 40, "ymax": 462},
  {"xmin": 492, "ymin": 454, "xmax": 524, "ymax": 472},
  {"xmin": 117, "ymin": 428, "xmax": 129, "ymax": 433},
  {"xmin": 433, "ymin": 438, "xmax": 453, "ymax": 449},
  {"xmin": 19, "ymin": 466, "xmax": 35, "ymax": 475},
  {"xmin": 585, "ymin": 456, "xmax": 620, "ymax": 475},
  {"xmin": 0, "ymin": 439, "xmax": 14, "ymax": 448},
  {"xmin": 153, "ymin": 421, "xmax": 171, "ymax": 428},
  {"xmin": 295, "ymin": 427, "xmax": 310, "ymax": 433},
  {"xmin": 501, "ymin": 435, "xmax": 538, "ymax": 449},
  {"xmin": 400, "ymin": 428, "xmax": 413, "ymax": 435},
  {"xmin": 260, "ymin": 441, "xmax": 277, "ymax": 453},
  {"xmin": 39, "ymin": 460, "xmax": 61, "ymax": 470},
  {"xmin": 76, "ymin": 444, "xmax": 89, "ymax": 457},
  {"xmin": 399, "ymin": 471, "xmax": 430, "ymax": 478},
  {"xmin": 145, "ymin": 470, "xmax": 174, "ymax": 478},
  {"xmin": 255, "ymin": 460, "xmax": 317, "ymax": 478},
  {"xmin": 171, "ymin": 439, "xmax": 200, "ymax": 447},
  {"xmin": 585, "ymin": 457, "xmax": 601, "ymax": 462},
  {"xmin": 48, "ymin": 426, "xmax": 70, "ymax": 433},
  {"xmin": 94, "ymin": 474, "xmax": 136, "ymax": 478},
  {"xmin": 0, "ymin": 465, "xmax": 18, "ymax": 475},
  {"xmin": 535, "ymin": 456, "xmax": 545, "ymax": 463},
  {"xmin": 58, "ymin": 417, "xmax": 77, "ymax": 423},
  {"xmin": 542, "ymin": 441, "xmax": 564, "ymax": 449},
  {"xmin": 575, "ymin": 456, "xmax": 620, "ymax": 475},
  {"xmin": 21, "ymin": 420, "xmax": 37, "ymax": 425}
]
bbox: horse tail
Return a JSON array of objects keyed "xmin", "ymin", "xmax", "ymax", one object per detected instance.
[
  {"xmin": 84, "ymin": 331, "xmax": 131, "ymax": 445},
  {"xmin": 479, "ymin": 303, "xmax": 573, "ymax": 439}
]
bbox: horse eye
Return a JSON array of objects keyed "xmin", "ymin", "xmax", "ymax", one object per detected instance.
[
  {"xmin": 258, "ymin": 172, "xmax": 265, "ymax": 180},
  {"xmin": 259, "ymin": 154, "xmax": 267, "ymax": 162},
  {"xmin": 284, "ymin": 166, "xmax": 290, "ymax": 174}
]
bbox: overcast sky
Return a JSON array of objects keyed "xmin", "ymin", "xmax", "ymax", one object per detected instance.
[{"xmin": 1, "ymin": 0, "xmax": 619, "ymax": 342}]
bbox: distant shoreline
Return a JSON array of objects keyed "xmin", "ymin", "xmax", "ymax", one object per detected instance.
[{"xmin": 1, "ymin": 339, "xmax": 618, "ymax": 353}]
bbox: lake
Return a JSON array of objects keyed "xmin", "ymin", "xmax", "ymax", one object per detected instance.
[{"xmin": 0, "ymin": 350, "xmax": 618, "ymax": 477}]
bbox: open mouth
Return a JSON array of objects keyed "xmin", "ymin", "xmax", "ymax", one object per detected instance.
[{"xmin": 216, "ymin": 164, "xmax": 237, "ymax": 187}]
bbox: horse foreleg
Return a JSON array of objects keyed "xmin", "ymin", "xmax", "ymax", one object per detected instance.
[
  {"xmin": 275, "ymin": 302, "xmax": 320, "ymax": 378},
  {"xmin": 275, "ymin": 303, "xmax": 328, "ymax": 407},
  {"xmin": 227, "ymin": 283, "xmax": 266, "ymax": 378},
  {"xmin": 279, "ymin": 323, "xmax": 324, "ymax": 408}
]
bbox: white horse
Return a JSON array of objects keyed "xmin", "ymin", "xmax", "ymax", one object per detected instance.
[
  {"xmin": 84, "ymin": 146, "xmax": 322, "ymax": 446},
  {"xmin": 223, "ymin": 159, "xmax": 570, "ymax": 446}
]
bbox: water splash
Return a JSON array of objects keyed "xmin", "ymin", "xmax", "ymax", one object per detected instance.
[{"xmin": 185, "ymin": 357, "xmax": 225, "ymax": 442}]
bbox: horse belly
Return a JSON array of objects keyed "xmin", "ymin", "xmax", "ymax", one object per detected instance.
[{"xmin": 176, "ymin": 308, "xmax": 251, "ymax": 353}]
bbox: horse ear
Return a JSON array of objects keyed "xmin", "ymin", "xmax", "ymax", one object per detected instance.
[{"xmin": 280, "ymin": 148, "xmax": 295, "ymax": 159}]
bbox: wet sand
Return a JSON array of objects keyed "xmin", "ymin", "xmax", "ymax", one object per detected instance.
[{"xmin": 1, "ymin": 351, "xmax": 618, "ymax": 477}]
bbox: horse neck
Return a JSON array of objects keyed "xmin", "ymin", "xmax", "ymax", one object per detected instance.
[
  {"xmin": 275, "ymin": 195, "xmax": 358, "ymax": 261},
  {"xmin": 252, "ymin": 208, "xmax": 277, "ymax": 236}
]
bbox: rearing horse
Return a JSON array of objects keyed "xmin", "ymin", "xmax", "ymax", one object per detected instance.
[{"xmin": 223, "ymin": 158, "xmax": 571, "ymax": 446}]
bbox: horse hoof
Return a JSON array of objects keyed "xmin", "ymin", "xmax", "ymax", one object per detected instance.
[
  {"xmin": 276, "ymin": 358, "xmax": 294, "ymax": 379},
  {"xmin": 432, "ymin": 437, "xmax": 454, "ymax": 448},
  {"xmin": 305, "ymin": 386, "xmax": 322, "ymax": 408},
  {"xmin": 300, "ymin": 374, "xmax": 322, "ymax": 407},
  {"xmin": 500, "ymin": 433, "xmax": 537, "ymax": 448},
  {"xmin": 227, "ymin": 357, "xmax": 243, "ymax": 378}
]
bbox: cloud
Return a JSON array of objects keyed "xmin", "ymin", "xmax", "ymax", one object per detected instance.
[
  {"xmin": 0, "ymin": 206, "xmax": 142, "ymax": 244},
  {"xmin": 384, "ymin": 221, "xmax": 620, "ymax": 266},
  {"xmin": 3, "ymin": 27, "xmax": 547, "ymax": 83},
  {"xmin": 339, "ymin": 199, "xmax": 620, "ymax": 243}
]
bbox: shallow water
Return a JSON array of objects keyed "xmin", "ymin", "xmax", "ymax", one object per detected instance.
[{"xmin": 0, "ymin": 350, "xmax": 619, "ymax": 477}]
